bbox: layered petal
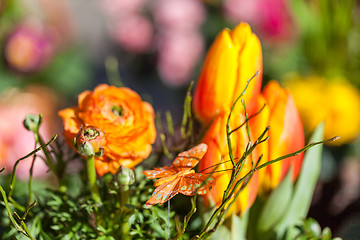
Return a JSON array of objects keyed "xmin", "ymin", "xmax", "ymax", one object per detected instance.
[
  {"xmin": 193, "ymin": 22, "xmax": 262, "ymax": 124},
  {"xmin": 261, "ymin": 81, "xmax": 305, "ymax": 192},
  {"xmin": 249, "ymin": 95, "xmax": 270, "ymax": 194},
  {"xmin": 59, "ymin": 84, "xmax": 156, "ymax": 176},
  {"xmin": 231, "ymin": 23, "xmax": 263, "ymax": 115}
]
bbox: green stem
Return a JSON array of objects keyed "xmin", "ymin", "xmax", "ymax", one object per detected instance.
[
  {"xmin": 87, "ymin": 155, "xmax": 101, "ymax": 204},
  {"xmin": 256, "ymin": 137, "xmax": 339, "ymax": 171},
  {"xmin": 28, "ymin": 154, "xmax": 36, "ymax": 205},
  {"xmin": 9, "ymin": 197, "xmax": 26, "ymax": 212},
  {"xmin": 120, "ymin": 186, "xmax": 129, "ymax": 207},
  {"xmin": 173, "ymin": 196, "xmax": 197, "ymax": 240},
  {"xmin": 226, "ymin": 71, "xmax": 258, "ymax": 167},
  {"xmin": 196, "ymin": 137, "xmax": 337, "ymax": 239},
  {"xmin": 37, "ymin": 134, "xmax": 56, "ymax": 174},
  {"xmin": 0, "ymin": 186, "xmax": 33, "ymax": 239},
  {"xmin": 181, "ymin": 81, "xmax": 194, "ymax": 139},
  {"xmin": 9, "ymin": 135, "xmax": 56, "ymax": 199}
]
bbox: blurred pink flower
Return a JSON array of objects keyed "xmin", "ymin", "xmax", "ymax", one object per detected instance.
[
  {"xmin": 4, "ymin": 24, "xmax": 54, "ymax": 73},
  {"xmin": 101, "ymin": 0, "xmax": 148, "ymax": 19},
  {"xmin": 153, "ymin": 0, "xmax": 206, "ymax": 86},
  {"xmin": 223, "ymin": 0, "xmax": 259, "ymax": 24},
  {"xmin": 157, "ymin": 30, "xmax": 204, "ymax": 87},
  {"xmin": 224, "ymin": 0, "xmax": 294, "ymax": 41},
  {"xmin": 257, "ymin": 0, "xmax": 294, "ymax": 38},
  {"xmin": 0, "ymin": 87, "xmax": 58, "ymax": 180},
  {"xmin": 100, "ymin": 0, "xmax": 206, "ymax": 87},
  {"xmin": 110, "ymin": 14, "xmax": 154, "ymax": 53},
  {"xmin": 152, "ymin": 0, "xmax": 206, "ymax": 31}
]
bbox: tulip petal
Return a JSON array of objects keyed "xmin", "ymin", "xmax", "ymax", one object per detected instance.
[
  {"xmin": 231, "ymin": 23, "xmax": 263, "ymax": 116},
  {"xmin": 193, "ymin": 23, "xmax": 263, "ymax": 124},
  {"xmin": 262, "ymin": 81, "xmax": 305, "ymax": 189},
  {"xmin": 199, "ymin": 111, "xmax": 259, "ymax": 216},
  {"xmin": 193, "ymin": 29, "xmax": 239, "ymax": 124},
  {"xmin": 249, "ymin": 95, "xmax": 270, "ymax": 194}
]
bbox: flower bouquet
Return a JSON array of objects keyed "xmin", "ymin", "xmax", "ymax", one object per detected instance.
[{"xmin": 0, "ymin": 23, "xmax": 340, "ymax": 240}]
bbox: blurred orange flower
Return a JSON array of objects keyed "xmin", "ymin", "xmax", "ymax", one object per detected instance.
[
  {"xmin": 58, "ymin": 84, "xmax": 156, "ymax": 176},
  {"xmin": 251, "ymin": 81, "xmax": 305, "ymax": 193},
  {"xmin": 193, "ymin": 22, "xmax": 262, "ymax": 124}
]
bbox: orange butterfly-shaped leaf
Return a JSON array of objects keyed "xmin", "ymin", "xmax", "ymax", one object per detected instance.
[{"xmin": 143, "ymin": 143, "xmax": 214, "ymax": 207}]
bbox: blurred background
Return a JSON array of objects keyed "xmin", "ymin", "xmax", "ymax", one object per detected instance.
[{"xmin": 0, "ymin": 0, "xmax": 359, "ymax": 238}]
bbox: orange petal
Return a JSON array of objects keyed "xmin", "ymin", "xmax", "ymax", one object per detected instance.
[
  {"xmin": 262, "ymin": 81, "xmax": 305, "ymax": 190},
  {"xmin": 58, "ymin": 107, "xmax": 81, "ymax": 132},
  {"xmin": 193, "ymin": 29, "xmax": 239, "ymax": 124},
  {"xmin": 231, "ymin": 23, "xmax": 263, "ymax": 116},
  {"xmin": 193, "ymin": 22, "xmax": 263, "ymax": 124},
  {"xmin": 249, "ymin": 95, "xmax": 270, "ymax": 194},
  {"xmin": 199, "ymin": 111, "xmax": 258, "ymax": 216}
]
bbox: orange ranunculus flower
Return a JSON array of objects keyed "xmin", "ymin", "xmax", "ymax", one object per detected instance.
[
  {"xmin": 250, "ymin": 81, "xmax": 305, "ymax": 193},
  {"xmin": 193, "ymin": 22, "xmax": 262, "ymax": 124},
  {"xmin": 58, "ymin": 84, "xmax": 156, "ymax": 176},
  {"xmin": 198, "ymin": 111, "xmax": 259, "ymax": 216}
]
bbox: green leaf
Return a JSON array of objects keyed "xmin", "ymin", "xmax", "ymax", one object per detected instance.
[
  {"xmin": 274, "ymin": 123, "xmax": 325, "ymax": 239},
  {"xmin": 0, "ymin": 186, "xmax": 26, "ymax": 235},
  {"xmin": 211, "ymin": 224, "xmax": 231, "ymax": 240},
  {"xmin": 231, "ymin": 212, "xmax": 248, "ymax": 240},
  {"xmin": 322, "ymin": 227, "xmax": 332, "ymax": 240},
  {"xmin": 257, "ymin": 169, "xmax": 293, "ymax": 233}
]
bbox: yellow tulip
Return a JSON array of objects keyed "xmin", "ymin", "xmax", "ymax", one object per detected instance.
[
  {"xmin": 285, "ymin": 75, "xmax": 360, "ymax": 145},
  {"xmin": 193, "ymin": 22, "xmax": 263, "ymax": 124}
]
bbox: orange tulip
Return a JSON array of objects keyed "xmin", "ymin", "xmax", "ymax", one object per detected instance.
[
  {"xmin": 59, "ymin": 84, "xmax": 156, "ymax": 176},
  {"xmin": 193, "ymin": 22, "xmax": 262, "ymax": 124},
  {"xmin": 251, "ymin": 81, "xmax": 305, "ymax": 193},
  {"xmin": 198, "ymin": 111, "xmax": 259, "ymax": 215}
]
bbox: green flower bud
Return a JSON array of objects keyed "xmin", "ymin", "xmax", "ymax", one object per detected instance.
[
  {"xmin": 74, "ymin": 126, "xmax": 105, "ymax": 157},
  {"xmin": 115, "ymin": 166, "xmax": 135, "ymax": 186},
  {"xmin": 23, "ymin": 114, "xmax": 42, "ymax": 132}
]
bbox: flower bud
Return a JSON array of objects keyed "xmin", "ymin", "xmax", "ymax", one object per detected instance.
[
  {"xmin": 23, "ymin": 114, "xmax": 42, "ymax": 133},
  {"xmin": 115, "ymin": 166, "xmax": 135, "ymax": 186},
  {"xmin": 193, "ymin": 22, "xmax": 262, "ymax": 124},
  {"xmin": 74, "ymin": 126, "xmax": 105, "ymax": 157}
]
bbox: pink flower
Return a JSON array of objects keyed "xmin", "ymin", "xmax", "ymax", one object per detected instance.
[
  {"xmin": 4, "ymin": 24, "xmax": 54, "ymax": 73},
  {"xmin": 0, "ymin": 87, "xmax": 58, "ymax": 179},
  {"xmin": 110, "ymin": 14, "xmax": 154, "ymax": 53},
  {"xmin": 101, "ymin": 0, "xmax": 148, "ymax": 19},
  {"xmin": 152, "ymin": 0, "xmax": 206, "ymax": 31},
  {"xmin": 223, "ymin": 0, "xmax": 294, "ymax": 41},
  {"xmin": 157, "ymin": 30, "xmax": 204, "ymax": 87},
  {"xmin": 223, "ymin": 0, "xmax": 259, "ymax": 25}
]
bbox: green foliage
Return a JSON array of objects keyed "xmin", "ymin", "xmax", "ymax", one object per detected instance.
[
  {"xmin": 295, "ymin": 218, "xmax": 341, "ymax": 240},
  {"xmin": 247, "ymin": 123, "xmax": 328, "ymax": 240},
  {"xmin": 0, "ymin": 166, "xmax": 176, "ymax": 240},
  {"xmin": 40, "ymin": 191, "xmax": 97, "ymax": 239},
  {"xmin": 0, "ymin": 86, "xmax": 338, "ymax": 240},
  {"xmin": 256, "ymin": 170, "xmax": 294, "ymax": 234},
  {"xmin": 277, "ymin": 124, "xmax": 325, "ymax": 239}
]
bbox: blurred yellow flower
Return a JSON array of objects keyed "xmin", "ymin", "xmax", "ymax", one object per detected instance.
[{"xmin": 285, "ymin": 75, "xmax": 360, "ymax": 145}]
